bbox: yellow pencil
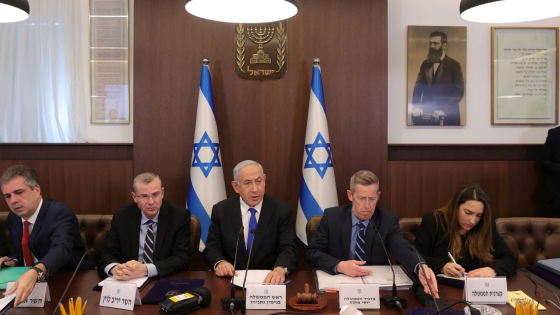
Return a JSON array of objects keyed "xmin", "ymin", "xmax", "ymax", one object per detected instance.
[
  {"xmin": 81, "ymin": 300, "xmax": 87, "ymax": 315},
  {"xmin": 69, "ymin": 298, "xmax": 74, "ymax": 315},
  {"xmin": 75, "ymin": 297, "xmax": 82, "ymax": 315},
  {"xmin": 58, "ymin": 303, "xmax": 68, "ymax": 315}
]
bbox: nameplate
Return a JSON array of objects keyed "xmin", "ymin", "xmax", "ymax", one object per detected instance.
[
  {"xmin": 464, "ymin": 277, "xmax": 507, "ymax": 304},
  {"xmin": 339, "ymin": 284, "xmax": 380, "ymax": 309},
  {"xmin": 6, "ymin": 282, "xmax": 51, "ymax": 307},
  {"xmin": 100, "ymin": 280, "xmax": 141, "ymax": 311},
  {"xmin": 246, "ymin": 284, "xmax": 286, "ymax": 309}
]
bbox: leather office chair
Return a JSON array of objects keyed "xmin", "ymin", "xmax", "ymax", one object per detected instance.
[
  {"xmin": 496, "ymin": 217, "xmax": 560, "ymax": 267},
  {"xmin": 306, "ymin": 215, "xmax": 323, "ymax": 245},
  {"xmin": 399, "ymin": 217, "xmax": 422, "ymax": 244},
  {"xmin": 76, "ymin": 214, "xmax": 113, "ymax": 265},
  {"xmin": 189, "ymin": 215, "xmax": 203, "ymax": 271}
]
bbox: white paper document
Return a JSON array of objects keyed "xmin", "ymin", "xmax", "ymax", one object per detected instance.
[
  {"xmin": 315, "ymin": 265, "xmax": 413, "ymax": 292},
  {"xmin": 98, "ymin": 276, "xmax": 149, "ymax": 288},
  {"xmin": 233, "ymin": 270, "xmax": 272, "ymax": 287}
]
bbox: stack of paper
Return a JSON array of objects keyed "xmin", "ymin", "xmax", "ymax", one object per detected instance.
[{"xmin": 315, "ymin": 265, "xmax": 413, "ymax": 292}]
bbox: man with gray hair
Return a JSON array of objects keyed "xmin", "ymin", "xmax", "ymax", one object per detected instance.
[
  {"xmin": 0, "ymin": 165, "xmax": 92, "ymax": 306},
  {"xmin": 98, "ymin": 172, "xmax": 191, "ymax": 279},
  {"xmin": 307, "ymin": 170, "xmax": 440, "ymax": 298},
  {"xmin": 203, "ymin": 160, "xmax": 298, "ymax": 284}
]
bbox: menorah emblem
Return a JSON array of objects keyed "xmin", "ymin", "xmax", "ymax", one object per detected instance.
[{"xmin": 247, "ymin": 26, "xmax": 275, "ymax": 64}]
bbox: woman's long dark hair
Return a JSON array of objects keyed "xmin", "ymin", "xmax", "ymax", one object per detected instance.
[{"xmin": 434, "ymin": 183, "xmax": 495, "ymax": 265}]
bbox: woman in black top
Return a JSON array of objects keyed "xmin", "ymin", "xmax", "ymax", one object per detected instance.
[{"xmin": 413, "ymin": 183, "xmax": 517, "ymax": 277}]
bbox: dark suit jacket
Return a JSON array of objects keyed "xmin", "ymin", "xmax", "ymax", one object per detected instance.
[
  {"xmin": 97, "ymin": 199, "xmax": 191, "ymax": 278},
  {"xmin": 542, "ymin": 126, "xmax": 560, "ymax": 215},
  {"xmin": 202, "ymin": 195, "xmax": 298, "ymax": 273},
  {"xmin": 412, "ymin": 54, "xmax": 464, "ymax": 125},
  {"xmin": 307, "ymin": 204, "xmax": 419, "ymax": 275},
  {"xmin": 413, "ymin": 211, "xmax": 517, "ymax": 277},
  {"xmin": 7, "ymin": 198, "xmax": 92, "ymax": 277}
]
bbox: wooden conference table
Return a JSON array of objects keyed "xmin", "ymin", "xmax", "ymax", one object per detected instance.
[{"xmin": 4, "ymin": 270, "xmax": 557, "ymax": 315}]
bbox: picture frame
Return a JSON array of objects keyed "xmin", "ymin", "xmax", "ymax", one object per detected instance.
[
  {"xmin": 89, "ymin": 0, "xmax": 130, "ymax": 124},
  {"xmin": 491, "ymin": 27, "xmax": 558, "ymax": 125},
  {"xmin": 407, "ymin": 26, "xmax": 467, "ymax": 126}
]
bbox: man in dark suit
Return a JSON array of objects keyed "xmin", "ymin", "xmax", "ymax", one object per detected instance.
[
  {"xmin": 307, "ymin": 170, "xmax": 439, "ymax": 298},
  {"xmin": 0, "ymin": 165, "xmax": 92, "ymax": 306},
  {"xmin": 412, "ymin": 31, "xmax": 464, "ymax": 126},
  {"xmin": 542, "ymin": 126, "xmax": 560, "ymax": 217},
  {"xmin": 98, "ymin": 172, "xmax": 190, "ymax": 279},
  {"xmin": 203, "ymin": 160, "xmax": 298, "ymax": 284}
]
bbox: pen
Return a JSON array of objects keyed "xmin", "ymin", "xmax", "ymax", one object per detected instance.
[
  {"xmin": 4, "ymin": 255, "xmax": 16, "ymax": 263},
  {"xmin": 448, "ymin": 252, "xmax": 466, "ymax": 277}
]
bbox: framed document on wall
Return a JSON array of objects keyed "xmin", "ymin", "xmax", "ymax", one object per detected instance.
[
  {"xmin": 89, "ymin": 0, "xmax": 130, "ymax": 124},
  {"xmin": 492, "ymin": 27, "xmax": 558, "ymax": 125}
]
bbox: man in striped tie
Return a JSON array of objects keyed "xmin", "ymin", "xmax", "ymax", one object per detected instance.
[
  {"xmin": 98, "ymin": 172, "xmax": 191, "ymax": 280},
  {"xmin": 307, "ymin": 170, "xmax": 439, "ymax": 298}
]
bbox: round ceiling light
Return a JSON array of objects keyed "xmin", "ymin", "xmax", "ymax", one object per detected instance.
[
  {"xmin": 185, "ymin": 0, "xmax": 298, "ymax": 23},
  {"xmin": 460, "ymin": 0, "xmax": 560, "ymax": 23}
]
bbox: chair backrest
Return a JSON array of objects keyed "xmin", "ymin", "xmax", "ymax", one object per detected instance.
[
  {"xmin": 76, "ymin": 214, "xmax": 113, "ymax": 265},
  {"xmin": 306, "ymin": 215, "xmax": 323, "ymax": 245},
  {"xmin": 0, "ymin": 212, "xmax": 13, "ymax": 256},
  {"xmin": 189, "ymin": 215, "xmax": 203, "ymax": 270},
  {"xmin": 496, "ymin": 217, "xmax": 560, "ymax": 267},
  {"xmin": 399, "ymin": 217, "xmax": 422, "ymax": 244}
]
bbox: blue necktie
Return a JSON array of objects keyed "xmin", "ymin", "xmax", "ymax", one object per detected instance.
[
  {"xmin": 142, "ymin": 220, "xmax": 155, "ymax": 264},
  {"xmin": 355, "ymin": 222, "xmax": 366, "ymax": 261},
  {"xmin": 247, "ymin": 208, "xmax": 257, "ymax": 254}
]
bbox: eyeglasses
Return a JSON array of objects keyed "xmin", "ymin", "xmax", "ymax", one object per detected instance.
[
  {"xmin": 135, "ymin": 192, "xmax": 163, "ymax": 201},
  {"xmin": 354, "ymin": 196, "xmax": 378, "ymax": 205}
]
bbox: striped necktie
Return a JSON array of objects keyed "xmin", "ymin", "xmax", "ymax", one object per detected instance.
[
  {"xmin": 355, "ymin": 222, "xmax": 366, "ymax": 261},
  {"xmin": 142, "ymin": 220, "xmax": 155, "ymax": 264}
]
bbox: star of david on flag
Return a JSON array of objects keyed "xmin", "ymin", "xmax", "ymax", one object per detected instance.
[
  {"xmin": 296, "ymin": 59, "xmax": 338, "ymax": 245},
  {"xmin": 192, "ymin": 132, "xmax": 221, "ymax": 178},
  {"xmin": 304, "ymin": 132, "xmax": 333, "ymax": 179},
  {"xmin": 187, "ymin": 60, "xmax": 226, "ymax": 251}
]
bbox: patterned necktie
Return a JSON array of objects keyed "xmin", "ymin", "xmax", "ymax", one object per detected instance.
[
  {"xmin": 355, "ymin": 222, "xmax": 366, "ymax": 261},
  {"xmin": 142, "ymin": 220, "xmax": 155, "ymax": 264},
  {"xmin": 247, "ymin": 208, "xmax": 257, "ymax": 254},
  {"xmin": 22, "ymin": 221, "xmax": 33, "ymax": 266}
]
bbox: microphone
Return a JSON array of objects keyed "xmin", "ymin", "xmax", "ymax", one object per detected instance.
[
  {"xmin": 369, "ymin": 219, "xmax": 407, "ymax": 309},
  {"xmin": 234, "ymin": 228, "xmax": 256, "ymax": 315},
  {"xmin": 221, "ymin": 226, "xmax": 245, "ymax": 312},
  {"xmin": 52, "ymin": 248, "xmax": 95, "ymax": 315},
  {"xmin": 409, "ymin": 245, "xmax": 440, "ymax": 312}
]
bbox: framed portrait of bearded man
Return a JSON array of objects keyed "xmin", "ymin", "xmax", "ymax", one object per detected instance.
[{"xmin": 407, "ymin": 26, "xmax": 467, "ymax": 126}]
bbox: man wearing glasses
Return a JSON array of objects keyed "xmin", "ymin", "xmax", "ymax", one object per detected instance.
[
  {"xmin": 98, "ymin": 172, "xmax": 191, "ymax": 279},
  {"xmin": 307, "ymin": 170, "xmax": 440, "ymax": 298}
]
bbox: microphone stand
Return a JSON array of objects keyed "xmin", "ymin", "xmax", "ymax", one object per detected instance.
[
  {"xmin": 221, "ymin": 226, "xmax": 245, "ymax": 313},
  {"xmin": 52, "ymin": 248, "xmax": 95, "ymax": 315},
  {"xmin": 409, "ymin": 245, "xmax": 440, "ymax": 312},
  {"xmin": 240, "ymin": 229, "xmax": 256, "ymax": 315},
  {"xmin": 369, "ymin": 219, "xmax": 407, "ymax": 309}
]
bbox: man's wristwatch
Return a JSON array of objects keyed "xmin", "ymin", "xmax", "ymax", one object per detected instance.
[
  {"xmin": 31, "ymin": 264, "xmax": 48, "ymax": 283},
  {"xmin": 280, "ymin": 266, "xmax": 289, "ymax": 276}
]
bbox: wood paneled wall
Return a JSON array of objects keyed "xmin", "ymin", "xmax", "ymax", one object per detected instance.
[
  {"xmin": 133, "ymin": 0, "xmax": 389, "ymax": 209},
  {"xmin": 0, "ymin": 145, "xmax": 133, "ymax": 215},
  {"xmin": 386, "ymin": 145, "xmax": 547, "ymax": 219}
]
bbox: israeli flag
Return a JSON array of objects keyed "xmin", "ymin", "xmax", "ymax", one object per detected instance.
[
  {"xmin": 296, "ymin": 60, "xmax": 338, "ymax": 245},
  {"xmin": 187, "ymin": 60, "xmax": 226, "ymax": 251}
]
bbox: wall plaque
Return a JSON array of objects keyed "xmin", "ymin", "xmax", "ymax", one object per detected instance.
[{"xmin": 235, "ymin": 21, "xmax": 288, "ymax": 81}]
